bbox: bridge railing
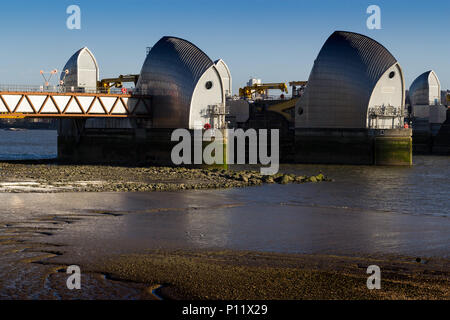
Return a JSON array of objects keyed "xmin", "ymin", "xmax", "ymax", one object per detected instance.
[
  {"xmin": 0, "ymin": 84, "xmax": 134, "ymax": 95},
  {"xmin": 0, "ymin": 89, "xmax": 152, "ymax": 118}
]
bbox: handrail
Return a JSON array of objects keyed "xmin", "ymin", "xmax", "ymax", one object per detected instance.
[{"xmin": 0, "ymin": 84, "xmax": 133, "ymax": 95}]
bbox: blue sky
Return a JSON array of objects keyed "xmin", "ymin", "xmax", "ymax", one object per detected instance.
[{"xmin": 0, "ymin": 0, "xmax": 449, "ymax": 93}]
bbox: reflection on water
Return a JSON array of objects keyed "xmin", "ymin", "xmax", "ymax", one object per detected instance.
[
  {"xmin": 0, "ymin": 189, "xmax": 448, "ymax": 258},
  {"xmin": 234, "ymin": 155, "xmax": 449, "ymax": 217},
  {"xmin": 0, "ymin": 129, "xmax": 447, "ymax": 217},
  {"xmin": 0, "ymin": 129, "xmax": 57, "ymax": 160},
  {"xmin": 0, "ymin": 129, "xmax": 448, "ymax": 257}
]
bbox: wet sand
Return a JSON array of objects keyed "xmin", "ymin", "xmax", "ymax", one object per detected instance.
[
  {"xmin": 0, "ymin": 190, "xmax": 448, "ymax": 299},
  {"xmin": 86, "ymin": 250, "xmax": 450, "ymax": 300}
]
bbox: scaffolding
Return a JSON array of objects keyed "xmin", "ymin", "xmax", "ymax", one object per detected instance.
[
  {"xmin": 205, "ymin": 104, "xmax": 229, "ymax": 129},
  {"xmin": 368, "ymin": 105, "xmax": 404, "ymax": 129}
]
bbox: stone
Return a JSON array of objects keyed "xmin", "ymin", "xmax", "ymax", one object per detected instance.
[
  {"xmin": 263, "ymin": 176, "xmax": 275, "ymax": 184},
  {"xmin": 279, "ymin": 175, "xmax": 293, "ymax": 184}
]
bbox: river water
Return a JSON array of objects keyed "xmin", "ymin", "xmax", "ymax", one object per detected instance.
[
  {"xmin": 0, "ymin": 129, "xmax": 448, "ymax": 257},
  {"xmin": 0, "ymin": 129, "xmax": 447, "ymax": 217},
  {"xmin": 0, "ymin": 129, "xmax": 57, "ymax": 160}
]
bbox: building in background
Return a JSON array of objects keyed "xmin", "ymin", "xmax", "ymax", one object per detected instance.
[
  {"xmin": 60, "ymin": 47, "xmax": 99, "ymax": 92},
  {"xmin": 408, "ymin": 70, "xmax": 448, "ymax": 153},
  {"xmin": 136, "ymin": 36, "xmax": 227, "ymax": 130},
  {"xmin": 58, "ymin": 36, "xmax": 230, "ymax": 164},
  {"xmin": 294, "ymin": 31, "xmax": 411, "ymax": 165},
  {"xmin": 214, "ymin": 59, "xmax": 232, "ymax": 99}
]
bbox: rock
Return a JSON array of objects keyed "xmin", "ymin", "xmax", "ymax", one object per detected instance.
[
  {"xmin": 273, "ymin": 173, "xmax": 283, "ymax": 179},
  {"xmin": 316, "ymin": 173, "xmax": 325, "ymax": 181},
  {"xmin": 309, "ymin": 176, "xmax": 317, "ymax": 182},
  {"xmin": 263, "ymin": 176, "xmax": 275, "ymax": 184},
  {"xmin": 278, "ymin": 175, "xmax": 293, "ymax": 184}
]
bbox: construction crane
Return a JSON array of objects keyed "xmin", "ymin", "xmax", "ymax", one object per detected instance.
[
  {"xmin": 237, "ymin": 80, "xmax": 307, "ymax": 123},
  {"xmin": 98, "ymin": 74, "xmax": 139, "ymax": 93},
  {"xmin": 239, "ymin": 82, "xmax": 288, "ymax": 100}
]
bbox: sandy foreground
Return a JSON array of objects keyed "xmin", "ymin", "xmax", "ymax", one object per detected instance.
[
  {"xmin": 0, "ymin": 162, "xmax": 448, "ymax": 300},
  {"xmin": 87, "ymin": 250, "xmax": 450, "ymax": 300},
  {"xmin": 0, "ymin": 199, "xmax": 448, "ymax": 300},
  {"xmin": 1, "ymin": 242, "xmax": 449, "ymax": 300}
]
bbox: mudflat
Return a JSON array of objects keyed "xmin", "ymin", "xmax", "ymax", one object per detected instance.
[
  {"xmin": 1, "ymin": 200, "xmax": 448, "ymax": 300},
  {"xmin": 0, "ymin": 161, "xmax": 327, "ymax": 192},
  {"xmin": 89, "ymin": 250, "xmax": 449, "ymax": 300}
]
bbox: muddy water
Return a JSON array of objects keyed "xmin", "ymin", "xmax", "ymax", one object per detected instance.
[
  {"xmin": 0, "ymin": 188, "xmax": 448, "ymax": 259},
  {"xmin": 0, "ymin": 128, "xmax": 447, "ymax": 217},
  {"xmin": 0, "ymin": 154, "xmax": 448, "ymax": 259},
  {"xmin": 232, "ymin": 155, "xmax": 450, "ymax": 218}
]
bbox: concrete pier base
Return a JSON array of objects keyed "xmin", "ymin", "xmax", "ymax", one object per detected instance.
[
  {"xmin": 58, "ymin": 120, "xmax": 413, "ymax": 166},
  {"xmin": 58, "ymin": 128, "xmax": 177, "ymax": 165},
  {"xmin": 412, "ymin": 131, "xmax": 432, "ymax": 154},
  {"xmin": 374, "ymin": 130, "xmax": 412, "ymax": 165},
  {"xmin": 295, "ymin": 128, "xmax": 412, "ymax": 165},
  {"xmin": 432, "ymin": 109, "xmax": 450, "ymax": 155},
  {"xmin": 57, "ymin": 119, "xmax": 228, "ymax": 167}
]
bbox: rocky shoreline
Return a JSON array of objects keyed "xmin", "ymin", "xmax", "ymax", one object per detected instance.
[{"xmin": 0, "ymin": 162, "xmax": 330, "ymax": 192}]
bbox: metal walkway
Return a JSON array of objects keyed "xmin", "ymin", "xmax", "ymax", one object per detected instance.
[{"xmin": 0, "ymin": 91, "xmax": 151, "ymax": 118}]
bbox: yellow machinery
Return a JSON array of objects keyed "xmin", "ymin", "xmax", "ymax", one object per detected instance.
[
  {"xmin": 289, "ymin": 81, "xmax": 307, "ymax": 98},
  {"xmin": 98, "ymin": 74, "xmax": 139, "ymax": 93},
  {"xmin": 266, "ymin": 98, "xmax": 300, "ymax": 122},
  {"xmin": 239, "ymin": 82, "xmax": 288, "ymax": 100},
  {"xmin": 265, "ymin": 81, "xmax": 307, "ymax": 122},
  {"xmin": 289, "ymin": 81, "xmax": 307, "ymax": 86}
]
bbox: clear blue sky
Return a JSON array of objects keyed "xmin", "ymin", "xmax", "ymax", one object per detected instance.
[{"xmin": 0, "ymin": 0, "xmax": 449, "ymax": 93}]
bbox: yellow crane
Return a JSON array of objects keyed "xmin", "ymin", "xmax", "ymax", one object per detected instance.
[
  {"xmin": 238, "ymin": 80, "xmax": 307, "ymax": 123},
  {"xmin": 239, "ymin": 82, "xmax": 288, "ymax": 99},
  {"xmin": 98, "ymin": 74, "xmax": 139, "ymax": 93}
]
